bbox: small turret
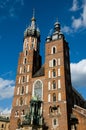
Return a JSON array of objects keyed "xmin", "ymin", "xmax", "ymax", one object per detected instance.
[{"xmin": 46, "ymin": 19, "xmax": 65, "ymax": 42}]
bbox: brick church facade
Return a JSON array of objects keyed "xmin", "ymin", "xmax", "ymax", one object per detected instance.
[{"xmin": 9, "ymin": 14, "xmax": 86, "ymax": 130}]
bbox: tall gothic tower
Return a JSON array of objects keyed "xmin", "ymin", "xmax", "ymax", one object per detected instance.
[
  {"xmin": 10, "ymin": 14, "xmax": 42, "ymax": 130},
  {"xmin": 10, "ymin": 14, "xmax": 73, "ymax": 130}
]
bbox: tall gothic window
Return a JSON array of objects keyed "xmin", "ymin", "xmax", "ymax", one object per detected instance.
[
  {"xmin": 26, "ymin": 50, "xmax": 28, "ymax": 56},
  {"xmin": 20, "ymin": 97, "xmax": 23, "ymax": 106},
  {"xmin": 52, "ymin": 80, "xmax": 56, "ymax": 89},
  {"xmin": 53, "ymin": 118, "xmax": 58, "ymax": 126},
  {"xmin": 22, "ymin": 76, "xmax": 25, "ymax": 82},
  {"xmin": 24, "ymin": 58, "xmax": 27, "ymax": 64},
  {"xmin": 21, "ymin": 86, "xmax": 24, "ymax": 94},
  {"xmin": 33, "ymin": 80, "xmax": 43, "ymax": 100},
  {"xmin": 1, "ymin": 124, "xmax": 4, "ymax": 128},
  {"xmin": 54, "ymin": 119, "xmax": 57, "ymax": 125},
  {"xmin": 53, "ymin": 59, "xmax": 57, "ymax": 67},
  {"xmin": 52, "ymin": 69, "xmax": 56, "ymax": 77},
  {"xmin": 51, "ymin": 46, "xmax": 57, "ymax": 54},
  {"xmin": 53, "ymin": 93, "xmax": 56, "ymax": 102}
]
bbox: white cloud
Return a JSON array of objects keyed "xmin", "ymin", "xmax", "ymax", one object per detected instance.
[
  {"xmin": 72, "ymin": 17, "xmax": 82, "ymax": 29},
  {"xmin": 70, "ymin": 0, "xmax": 79, "ymax": 11},
  {"xmin": 0, "ymin": 78, "xmax": 15, "ymax": 99},
  {"xmin": 63, "ymin": 0, "xmax": 86, "ymax": 34},
  {"xmin": 61, "ymin": 26, "xmax": 73, "ymax": 34},
  {"xmin": 72, "ymin": 2, "xmax": 86, "ymax": 29},
  {"xmin": 70, "ymin": 59, "xmax": 86, "ymax": 87},
  {"xmin": 0, "ymin": 107, "xmax": 11, "ymax": 115}
]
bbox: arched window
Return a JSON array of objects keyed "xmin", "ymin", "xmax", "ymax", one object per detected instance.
[
  {"xmin": 52, "ymin": 81, "xmax": 56, "ymax": 89},
  {"xmin": 24, "ymin": 58, "xmax": 27, "ymax": 64},
  {"xmin": 53, "ymin": 118, "xmax": 58, "ymax": 126},
  {"xmin": 22, "ymin": 76, "xmax": 25, "ymax": 82},
  {"xmin": 33, "ymin": 80, "xmax": 43, "ymax": 100},
  {"xmin": 51, "ymin": 46, "xmax": 57, "ymax": 54},
  {"xmin": 26, "ymin": 50, "xmax": 28, "ymax": 56},
  {"xmin": 53, "ymin": 93, "xmax": 56, "ymax": 102},
  {"xmin": 54, "ymin": 119, "xmax": 56, "ymax": 125},
  {"xmin": 20, "ymin": 97, "xmax": 23, "ymax": 106},
  {"xmin": 52, "ymin": 69, "xmax": 56, "ymax": 77},
  {"xmin": 53, "ymin": 47, "xmax": 56, "ymax": 54},
  {"xmin": 1, "ymin": 124, "xmax": 4, "ymax": 128},
  {"xmin": 21, "ymin": 86, "xmax": 24, "ymax": 94},
  {"xmin": 53, "ymin": 59, "xmax": 57, "ymax": 67}
]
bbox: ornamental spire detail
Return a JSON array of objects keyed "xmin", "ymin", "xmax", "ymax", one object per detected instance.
[{"xmin": 24, "ymin": 10, "xmax": 40, "ymax": 39}]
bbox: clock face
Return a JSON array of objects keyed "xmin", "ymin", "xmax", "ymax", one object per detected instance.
[{"xmin": 34, "ymin": 80, "xmax": 42, "ymax": 100}]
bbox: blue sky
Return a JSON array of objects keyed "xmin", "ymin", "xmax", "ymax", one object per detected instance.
[{"xmin": 0, "ymin": 0, "xmax": 86, "ymax": 114}]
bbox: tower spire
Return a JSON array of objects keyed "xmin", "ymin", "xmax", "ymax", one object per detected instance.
[
  {"xmin": 24, "ymin": 10, "xmax": 40, "ymax": 39},
  {"xmin": 33, "ymin": 8, "xmax": 35, "ymax": 18}
]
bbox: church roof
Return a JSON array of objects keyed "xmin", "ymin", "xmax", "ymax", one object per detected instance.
[
  {"xmin": 33, "ymin": 65, "xmax": 45, "ymax": 77},
  {"xmin": 72, "ymin": 87, "xmax": 85, "ymax": 101},
  {"xmin": 0, "ymin": 116, "xmax": 10, "ymax": 122}
]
